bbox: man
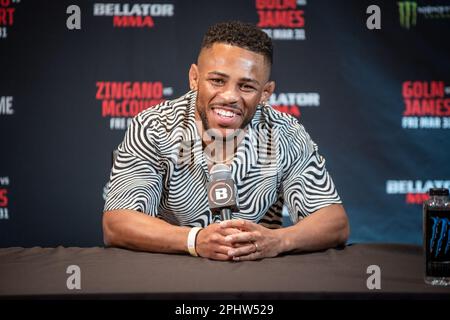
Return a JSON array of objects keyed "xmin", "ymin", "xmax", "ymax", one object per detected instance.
[{"xmin": 103, "ymin": 21, "xmax": 349, "ymax": 261}]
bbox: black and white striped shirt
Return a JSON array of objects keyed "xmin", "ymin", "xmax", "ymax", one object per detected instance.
[{"xmin": 104, "ymin": 91, "xmax": 341, "ymax": 228}]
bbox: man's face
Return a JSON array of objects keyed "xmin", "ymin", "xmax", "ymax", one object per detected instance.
[{"xmin": 189, "ymin": 43, "xmax": 275, "ymax": 139}]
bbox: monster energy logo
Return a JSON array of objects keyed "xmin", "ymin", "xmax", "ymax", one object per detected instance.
[
  {"xmin": 398, "ymin": 1, "xmax": 418, "ymax": 29},
  {"xmin": 429, "ymin": 217, "xmax": 450, "ymax": 258}
]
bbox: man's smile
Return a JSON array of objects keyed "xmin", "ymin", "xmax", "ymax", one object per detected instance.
[{"xmin": 210, "ymin": 106, "xmax": 243, "ymax": 127}]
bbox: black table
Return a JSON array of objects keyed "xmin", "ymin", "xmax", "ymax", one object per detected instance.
[{"xmin": 0, "ymin": 244, "xmax": 449, "ymax": 299}]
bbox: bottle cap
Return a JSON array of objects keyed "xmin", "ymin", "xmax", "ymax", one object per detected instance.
[{"xmin": 429, "ymin": 188, "xmax": 449, "ymax": 196}]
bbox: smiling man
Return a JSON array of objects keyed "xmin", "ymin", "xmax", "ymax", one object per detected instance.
[{"xmin": 103, "ymin": 21, "xmax": 349, "ymax": 261}]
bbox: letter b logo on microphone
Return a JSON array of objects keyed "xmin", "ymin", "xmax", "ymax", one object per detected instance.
[
  {"xmin": 215, "ymin": 187, "xmax": 228, "ymax": 200},
  {"xmin": 207, "ymin": 178, "xmax": 239, "ymax": 215},
  {"xmin": 210, "ymin": 183, "xmax": 232, "ymax": 204}
]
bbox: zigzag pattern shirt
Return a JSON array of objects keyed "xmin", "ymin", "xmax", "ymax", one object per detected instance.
[{"xmin": 104, "ymin": 91, "xmax": 341, "ymax": 228}]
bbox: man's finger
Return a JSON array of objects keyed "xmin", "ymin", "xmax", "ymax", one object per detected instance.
[
  {"xmin": 217, "ymin": 227, "xmax": 242, "ymax": 237},
  {"xmin": 216, "ymin": 244, "xmax": 234, "ymax": 255},
  {"xmin": 213, "ymin": 252, "xmax": 232, "ymax": 261},
  {"xmin": 227, "ymin": 243, "xmax": 256, "ymax": 258},
  {"xmin": 233, "ymin": 252, "xmax": 261, "ymax": 261},
  {"xmin": 232, "ymin": 242, "xmax": 250, "ymax": 248},
  {"xmin": 220, "ymin": 219, "xmax": 255, "ymax": 231},
  {"xmin": 224, "ymin": 231, "xmax": 256, "ymax": 244}
]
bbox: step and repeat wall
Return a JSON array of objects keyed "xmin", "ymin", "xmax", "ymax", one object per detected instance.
[{"xmin": 1, "ymin": 0, "xmax": 449, "ymax": 247}]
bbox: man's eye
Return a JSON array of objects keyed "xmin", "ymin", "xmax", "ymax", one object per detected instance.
[
  {"xmin": 210, "ymin": 79, "xmax": 224, "ymax": 85},
  {"xmin": 241, "ymin": 84, "xmax": 256, "ymax": 91}
]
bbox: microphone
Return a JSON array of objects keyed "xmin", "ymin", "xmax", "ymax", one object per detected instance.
[{"xmin": 207, "ymin": 164, "xmax": 239, "ymax": 221}]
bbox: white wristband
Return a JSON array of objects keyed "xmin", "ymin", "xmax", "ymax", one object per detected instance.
[{"xmin": 187, "ymin": 227, "xmax": 202, "ymax": 257}]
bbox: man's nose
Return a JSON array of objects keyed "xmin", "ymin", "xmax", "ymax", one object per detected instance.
[{"xmin": 219, "ymin": 84, "xmax": 239, "ymax": 104}]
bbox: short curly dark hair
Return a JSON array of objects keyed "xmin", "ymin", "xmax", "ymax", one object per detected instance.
[{"xmin": 201, "ymin": 21, "xmax": 273, "ymax": 65}]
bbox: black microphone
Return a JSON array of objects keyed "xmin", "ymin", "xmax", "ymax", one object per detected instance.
[{"xmin": 207, "ymin": 164, "xmax": 239, "ymax": 220}]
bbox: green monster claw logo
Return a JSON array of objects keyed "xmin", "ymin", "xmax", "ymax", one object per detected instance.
[{"xmin": 398, "ymin": 1, "xmax": 417, "ymax": 29}]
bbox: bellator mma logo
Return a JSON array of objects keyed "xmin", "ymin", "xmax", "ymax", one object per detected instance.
[
  {"xmin": 0, "ymin": 0, "xmax": 20, "ymax": 39},
  {"xmin": 401, "ymin": 81, "xmax": 450, "ymax": 129},
  {"xmin": 0, "ymin": 176, "xmax": 10, "ymax": 220},
  {"xmin": 269, "ymin": 92, "xmax": 320, "ymax": 118},
  {"xmin": 93, "ymin": 3, "xmax": 174, "ymax": 28},
  {"xmin": 386, "ymin": 180, "xmax": 450, "ymax": 205},
  {"xmin": 96, "ymin": 81, "xmax": 173, "ymax": 130},
  {"xmin": 256, "ymin": 0, "xmax": 306, "ymax": 40}
]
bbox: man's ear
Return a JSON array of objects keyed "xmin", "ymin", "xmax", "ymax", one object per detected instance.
[
  {"xmin": 260, "ymin": 81, "xmax": 275, "ymax": 104},
  {"xmin": 189, "ymin": 64, "xmax": 199, "ymax": 91}
]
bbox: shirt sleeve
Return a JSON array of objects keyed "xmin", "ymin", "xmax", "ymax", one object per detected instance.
[
  {"xmin": 103, "ymin": 115, "xmax": 163, "ymax": 216},
  {"xmin": 281, "ymin": 121, "xmax": 341, "ymax": 223}
]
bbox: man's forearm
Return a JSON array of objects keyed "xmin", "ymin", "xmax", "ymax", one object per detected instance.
[
  {"xmin": 274, "ymin": 204, "xmax": 349, "ymax": 254},
  {"xmin": 103, "ymin": 209, "xmax": 191, "ymax": 253}
]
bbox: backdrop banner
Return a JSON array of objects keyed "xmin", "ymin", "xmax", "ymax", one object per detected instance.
[{"xmin": 1, "ymin": 0, "xmax": 449, "ymax": 246}]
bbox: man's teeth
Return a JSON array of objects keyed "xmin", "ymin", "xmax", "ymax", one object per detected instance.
[{"xmin": 215, "ymin": 109, "xmax": 236, "ymax": 118}]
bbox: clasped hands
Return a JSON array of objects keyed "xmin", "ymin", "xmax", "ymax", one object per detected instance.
[{"xmin": 195, "ymin": 219, "xmax": 281, "ymax": 261}]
